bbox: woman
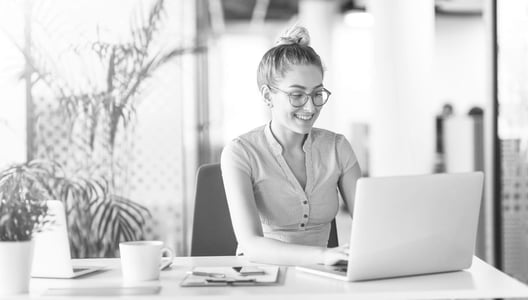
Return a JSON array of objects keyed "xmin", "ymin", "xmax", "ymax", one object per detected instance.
[{"xmin": 221, "ymin": 25, "xmax": 361, "ymax": 266}]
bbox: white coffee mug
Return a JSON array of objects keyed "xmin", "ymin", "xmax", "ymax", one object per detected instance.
[{"xmin": 119, "ymin": 241, "xmax": 174, "ymax": 282}]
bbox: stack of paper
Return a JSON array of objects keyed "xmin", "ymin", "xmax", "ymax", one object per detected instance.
[{"xmin": 180, "ymin": 265, "xmax": 280, "ymax": 286}]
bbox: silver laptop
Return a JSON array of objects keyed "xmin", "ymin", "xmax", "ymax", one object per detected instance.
[
  {"xmin": 297, "ymin": 172, "xmax": 484, "ymax": 281},
  {"xmin": 31, "ymin": 200, "xmax": 104, "ymax": 278}
]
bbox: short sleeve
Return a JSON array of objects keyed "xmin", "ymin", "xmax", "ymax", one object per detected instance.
[
  {"xmin": 221, "ymin": 139, "xmax": 252, "ymax": 177},
  {"xmin": 336, "ymin": 134, "xmax": 359, "ymax": 175}
]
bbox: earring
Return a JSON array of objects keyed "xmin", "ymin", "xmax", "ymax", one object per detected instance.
[{"xmin": 264, "ymin": 97, "xmax": 273, "ymax": 108}]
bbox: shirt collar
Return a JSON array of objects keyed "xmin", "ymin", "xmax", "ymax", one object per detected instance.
[
  {"xmin": 302, "ymin": 130, "xmax": 313, "ymax": 152},
  {"xmin": 264, "ymin": 122, "xmax": 313, "ymax": 155},
  {"xmin": 264, "ymin": 122, "xmax": 283, "ymax": 155}
]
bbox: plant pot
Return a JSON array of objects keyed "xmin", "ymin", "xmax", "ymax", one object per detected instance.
[{"xmin": 0, "ymin": 240, "xmax": 34, "ymax": 295}]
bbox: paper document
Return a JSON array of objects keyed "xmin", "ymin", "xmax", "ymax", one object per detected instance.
[{"xmin": 180, "ymin": 265, "xmax": 280, "ymax": 287}]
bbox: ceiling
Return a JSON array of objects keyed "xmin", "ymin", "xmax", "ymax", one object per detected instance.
[
  {"xmin": 221, "ymin": 0, "xmax": 298, "ymax": 21},
  {"xmin": 217, "ymin": 0, "xmax": 482, "ymax": 23}
]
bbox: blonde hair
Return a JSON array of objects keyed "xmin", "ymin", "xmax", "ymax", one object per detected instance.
[{"xmin": 256, "ymin": 25, "xmax": 324, "ymax": 89}]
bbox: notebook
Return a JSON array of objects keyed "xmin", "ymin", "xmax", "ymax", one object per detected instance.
[
  {"xmin": 31, "ymin": 200, "xmax": 105, "ymax": 278},
  {"xmin": 180, "ymin": 265, "xmax": 280, "ymax": 286},
  {"xmin": 297, "ymin": 172, "xmax": 484, "ymax": 281}
]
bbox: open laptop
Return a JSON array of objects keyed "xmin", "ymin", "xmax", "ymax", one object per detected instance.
[
  {"xmin": 297, "ymin": 172, "xmax": 484, "ymax": 281},
  {"xmin": 31, "ymin": 200, "xmax": 104, "ymax": 278}
]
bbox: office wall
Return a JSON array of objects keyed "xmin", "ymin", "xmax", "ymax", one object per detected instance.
[{"xmin": 434, "ymin": 14, "xmax": 487, "ymax": 115}]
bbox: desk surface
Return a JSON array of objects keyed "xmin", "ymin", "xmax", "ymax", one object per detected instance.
[{"xmin": 25, "ymin": 256, "xmax": 528, "ymax": 299}]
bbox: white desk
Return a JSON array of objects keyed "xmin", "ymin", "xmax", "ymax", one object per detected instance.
[{"xmin": 26, "ymin": 256, "xmax": 528, "ymax": 299}]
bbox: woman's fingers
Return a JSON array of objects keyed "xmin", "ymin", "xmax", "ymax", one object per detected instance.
[{"xmin": 323, "ymin": 246, "xmax": 350, "ymax": 265}]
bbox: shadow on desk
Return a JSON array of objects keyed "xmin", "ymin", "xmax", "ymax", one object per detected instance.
[
  {"xmin": 44, "ymin": 286, "xmax": 162, "ymax": 297},
  {"xmin": 296, "ymin": 269, "xmax": 475, "ymax": 293}
]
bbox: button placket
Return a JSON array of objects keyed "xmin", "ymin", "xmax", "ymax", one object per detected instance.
[
  {"xmin": 300, "ymin": 195, "xmax": 310, "ymax": 230},
  {"xmin": 300, "ymin": 135, "xmax": 314, "ymax": 230},
  {"xmin": 304, "ymin": 136, "xmax": 314, "ymax": 195}
]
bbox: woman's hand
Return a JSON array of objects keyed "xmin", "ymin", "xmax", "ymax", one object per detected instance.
[{"xmin": 322, "ymin": 244, "xmax": 349, "ymax": 266}]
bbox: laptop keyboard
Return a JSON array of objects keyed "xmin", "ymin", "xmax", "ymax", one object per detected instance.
[{"xmin": 327, "ymin": 263, "xmax": 348, "ymax": 274}]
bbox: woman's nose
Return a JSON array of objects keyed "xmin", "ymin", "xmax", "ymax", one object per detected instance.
[{"xmin": 302, "ymin": 95, "xmax": 316, "ymax": 112}]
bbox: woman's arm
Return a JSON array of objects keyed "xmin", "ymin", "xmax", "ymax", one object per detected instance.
[
  {"xmin": 337, "ymin": 135, "xmax": 362, "ymax": 218},
  {"xmin": 221, "ymin": 149, "xmax": 347, "ymax": 266},
  {"xmin": 338, "ymin": 162, "xmax": 362, "ymax": 218}
]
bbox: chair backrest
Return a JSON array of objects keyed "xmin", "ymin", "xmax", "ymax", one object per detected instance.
[
  {"xmin": 328, "ymin": 218, "xmax": 338, "ymax": 248},
  {"xmin": 190, "ymin": 163, "xmax": 339, "ymax": 256},
  {"xmin": 191, "ymin": 163, "xmax": 237, "ymax": 256}
]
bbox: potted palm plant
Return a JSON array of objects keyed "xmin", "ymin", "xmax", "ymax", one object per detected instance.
[{"xmin": 0, "ymin": 160, "xmax": 50, "ymax": 295}]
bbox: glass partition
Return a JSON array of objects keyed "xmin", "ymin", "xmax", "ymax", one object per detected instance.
[{"xmin": 497, "ymin": 0, "xmax": 528, "ymax": 283}]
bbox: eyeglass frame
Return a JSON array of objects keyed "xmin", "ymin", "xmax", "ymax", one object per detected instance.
[{"xmin": 267, "ymin": 85, "xmax": 332, "ymax": 108}]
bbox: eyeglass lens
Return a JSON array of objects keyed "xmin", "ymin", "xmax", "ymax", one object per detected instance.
[{"xmin": 289, "ymin": 90, "xmax": 330, "ymax": 107}]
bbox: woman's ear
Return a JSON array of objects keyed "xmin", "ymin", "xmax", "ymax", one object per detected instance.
[{"xmin": 261, "ymin": 85, "xmax": 273, "ymax": 108}]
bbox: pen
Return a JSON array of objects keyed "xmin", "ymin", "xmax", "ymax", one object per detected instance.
[
  {"xmin": 160, "ymin": 262, "xmax": 172, "ymax": 271},
  {"xmin": 206, "ymin": 278, "xmax": 256, "ymax": 284},
  {"xmin": 190, "ymin": 271, "xmax": 226, "ymax": 278}
]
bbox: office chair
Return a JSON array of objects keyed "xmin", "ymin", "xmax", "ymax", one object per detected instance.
[
  {"xmin": 191, "ymin": 163, "xmax": 237, "ymax": 256},
  {"xmin": 190, "ymin": 163, "xmax": 339, "ymax": 256}
]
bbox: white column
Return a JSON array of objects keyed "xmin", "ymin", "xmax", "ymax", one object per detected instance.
[
  {"xmin": 298, "ymin": 0, "xmax": 338, "ymax": 130},
  {"xmin": 180, "ymin": 0, "xmax": 199, "ymax": 256},
  {"xmin": 369, "ymin": 0, "xmax": 435, "ymax": 176},
  {"xmin": 482, "ymin": 0, "xmax": 496, "ymax": 267}
]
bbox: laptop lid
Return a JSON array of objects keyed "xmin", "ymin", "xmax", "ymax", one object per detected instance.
[
  {"xmin": 31, "ymin": 200, "xmax": 103, "ymax": 278},
  {"xmin": 346, "ymin": 172, "xmax": 483, "ymax": 281}
]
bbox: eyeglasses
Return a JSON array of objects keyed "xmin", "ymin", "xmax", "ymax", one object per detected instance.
[{"xmin": 267, "ymin": 85, "xmax": 331, "ymax": 108}]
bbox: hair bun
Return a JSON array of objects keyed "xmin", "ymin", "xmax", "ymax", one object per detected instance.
[{"xmin": 276, "ymin": 25, "xmax": 311, "ymax": 46}]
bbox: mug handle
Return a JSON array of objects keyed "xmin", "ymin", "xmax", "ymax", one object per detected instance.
[{"xmin": 160, "ymin": 247, "xmax": 174, "ymax": 271}]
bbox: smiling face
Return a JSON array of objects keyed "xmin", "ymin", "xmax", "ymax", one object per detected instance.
[{"xmin": 264, "ymin": 64, "xmax": 324, "ymax": 137}]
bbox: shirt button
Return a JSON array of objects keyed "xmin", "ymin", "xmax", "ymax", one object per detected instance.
[
  {"xmin": 300, "ymin": 224, "xmax": 305, "ymax": 227},
  {"xmin": 303, "ymin": 214, "xmax": 308, "ymax": 218},
  {"xmin": 303, "ymin": 201, "xmax": 307, "ymax": 205}
]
